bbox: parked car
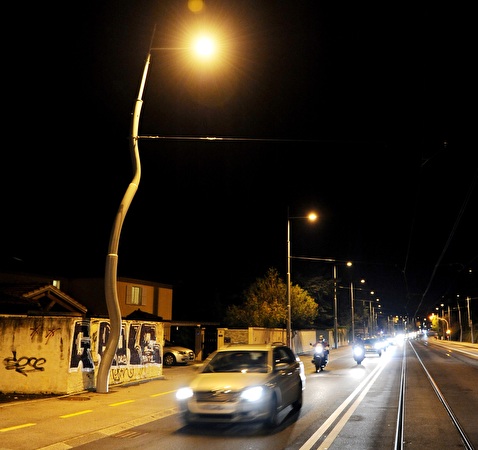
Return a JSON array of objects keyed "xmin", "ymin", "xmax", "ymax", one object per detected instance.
[
  {"xmin": 363, "ymin": 338, "xmax": 384, "ymax": 356},
  {"xmin": 163, "ymin": 340, "xmax": 195, "ymax": 366},
  {"xmin": 175, "ymin": 342, "xmax": 305, "ymax": 428}
]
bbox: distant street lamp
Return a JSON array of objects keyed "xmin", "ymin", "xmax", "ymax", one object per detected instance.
[
  {"xmin": 466, "ymin": 296, "xmax": 475, "ymax": 344},
  {"xmin": 289, "ymin": 255, "xmax": 351, "ymax": 348},
  {"xmin": 286, "ymin": 211, "xmax": 317, "ymax": 348},
  {"xmin": 350, "ymin": 278, "xmax": 365, "ymax": 343},
  {"xmin": 97, "ymin": 27, "xmax": 219, "ymax": 394},
  {"xmin": 429, "ymin": 313, "xmax": 450, "ymax": 340},
  {"xmin": 332, "ymin": 261, "xmax": 353, "ymax": 348},
  {"xmin": 350, "ymin": 281, "xmax": 354, "ymax": 341},
  {"xmin": 333, "ymin": 264, "xmax": 338, "ymax": 348}
]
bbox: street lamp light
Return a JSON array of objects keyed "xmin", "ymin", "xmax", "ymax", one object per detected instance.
[
  {"xmin": 97, "ymin": 27, "xmax": 219, "ymax": 394},
  {"xmin": 286, "ymin": 211, "xmax": 317, "ymax": 348},
  {"xmin": 429, "ymin": 313, "xmax": 450, "ymax": 340}
]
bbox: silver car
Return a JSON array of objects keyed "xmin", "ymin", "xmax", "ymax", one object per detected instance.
[
  {"xmin": 176, "ymin": 342, "xmax": 305, "ymax": 428},
  {"xmin": 163, "ymin": 340, "xmax": 195, "ymax": 366}
]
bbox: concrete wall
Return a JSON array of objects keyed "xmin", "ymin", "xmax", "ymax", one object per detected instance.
[
  {"xmin": 0, "ymin": 316, "xmax": 164, "ymax": 395},
  {"xmin": 216, "ymin": 327, "xmax": 348, "ymax": 355},
  {"xmin": 217, "ymin": 327, "xmax": 286, "ymax": 348}
]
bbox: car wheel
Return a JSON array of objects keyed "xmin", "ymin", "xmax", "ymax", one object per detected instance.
[
  {"xmin": 164, "ymin": 353, "xmax": 176, "ymax": 366},
  {"xmin": 292, "ymin": 385, "xmax": 303, "ymax": 411},
  {"xmin": 265, "ymin": 395, "xmax": 280, "ymax": 428}
]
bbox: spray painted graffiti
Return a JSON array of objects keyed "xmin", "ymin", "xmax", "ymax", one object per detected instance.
[
  {"xmin": 3, "ymin": 350, "xmax": 46, "ymax": 376},
  {"xmin": 29, "ymin": 325, "xmax": 62, "ymax": 344},
  {"xmin": 111, "ymin": 366, "xmax": 147, "ymax": 383},
  {"xmin": 129, "ymin": 323, "xmax": 161, "ymax": 365},
  {"xmin": 71, "ymin": 320, "xmax": 161, "ymax": 373},
  {"xmin": 96, "ymin": 321, "xmax": 128, "ymax": 366},
  {"xmin": 45, "ymin": 327, "xmax": 62, "ymax": 344},
  {"xmin": 97, "ymin": 321, "xmax": 161, "ymax": 366},
  {"xmin": 69, "ymin": 321, "xmax": 94, "ymax": 371}
]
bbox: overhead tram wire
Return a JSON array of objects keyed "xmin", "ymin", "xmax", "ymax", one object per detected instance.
[
  {"xmin": 137, "ymin": 134, "xmax": 388, "ymax": 146},
  {"xmin": 412, "ymin": 166, "xmax": 478, "ymax": 319}
]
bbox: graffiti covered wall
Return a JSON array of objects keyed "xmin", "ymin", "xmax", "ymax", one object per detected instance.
[{"xmin": 0, "ymin": 316, "xmax": 164, "ymax": 395}]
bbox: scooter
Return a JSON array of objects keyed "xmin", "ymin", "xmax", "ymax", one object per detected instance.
[
  {"xmin": 311, "ymin": 343, "xmax": 329, "ymax": 372},
  {"xmin": 353, "ymin": 344, "xmax": 365, "ymax": 365}
]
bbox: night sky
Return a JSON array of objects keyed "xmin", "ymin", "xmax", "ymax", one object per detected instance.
[{"xmin": 4, "ymin": 1, "xmax": 476, "ymax": 323}]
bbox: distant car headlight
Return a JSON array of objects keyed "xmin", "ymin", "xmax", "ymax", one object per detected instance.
[
  {"xmin": 241, "ymin": 386, "xmax": 264, "ymax": 402},
  {"xmin": 176, "ymin": 387, "xmax": 194, "ymax": 400}
]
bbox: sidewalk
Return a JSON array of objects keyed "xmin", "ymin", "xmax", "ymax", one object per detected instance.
[
  {"xmin": 0, "ymin": 392, "xmax": 62, "ymax": 404},
  {"xmin": 0, "ymin": 365, "xmax": 195, "ymax": 450}
]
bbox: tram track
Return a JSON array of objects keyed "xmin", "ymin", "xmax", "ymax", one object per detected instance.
[
  {"xmin": 300, "ymin": 339, "xmax": 477, "ymax": 450},
  {"xmin": 398, "ymin": 339, "xmax": 476, "ymax": 449}
]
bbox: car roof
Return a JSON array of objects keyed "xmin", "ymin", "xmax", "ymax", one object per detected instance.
[{"xmin": 217, "ymin": 342, "xmax": 287, "ymax": 352}]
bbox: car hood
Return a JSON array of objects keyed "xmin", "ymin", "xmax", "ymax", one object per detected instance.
[
  {"xmin": 165, "ymin": 345, "xmax": 193, "ymax": 353},
  {"xmin": 189, "ymin": 372, "xmax": 269, "ymax": 392}
]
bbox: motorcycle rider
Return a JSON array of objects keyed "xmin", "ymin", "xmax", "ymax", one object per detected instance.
[
  {"xmin": 352, "ymin": 336, "xmax": 365, "ymax": 364},
  {"xmin": 314, "ymin": 335, "xmax": 330, "ymax": 364}
]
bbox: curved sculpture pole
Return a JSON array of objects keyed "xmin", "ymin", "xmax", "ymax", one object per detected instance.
[{"xmin": 96, "ymin": 30, "xmax": 154, "ymax": 393}]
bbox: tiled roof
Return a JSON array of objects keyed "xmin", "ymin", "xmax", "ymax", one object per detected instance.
[{"xmin": 0, "ymin": 282, "xmax": 87, "ymax": 316}]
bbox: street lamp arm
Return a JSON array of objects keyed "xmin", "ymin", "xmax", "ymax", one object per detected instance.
[{"xmin": 290, "ymin": 256, "xmax": 336, "ymax": 262}]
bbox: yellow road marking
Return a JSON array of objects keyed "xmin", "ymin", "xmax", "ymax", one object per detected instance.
[
  {"xmin": 109, "ymin": 400, "xmax": 135, "ymax": 407},
  {"xmin": 150, "ymin": 390, "xmax": 176, "ymax": 397},
  {"xmin": 60, "ymin": 409, "xmax": 93, "ymax": 418},
  {"xmin": 1, "ymin": 423, "xmax": 36, "ymax": 432}
]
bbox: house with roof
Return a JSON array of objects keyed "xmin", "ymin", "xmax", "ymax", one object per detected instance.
[{"xmin": 0, "ymin": 272, "xmax": 169, "ymax": 395}]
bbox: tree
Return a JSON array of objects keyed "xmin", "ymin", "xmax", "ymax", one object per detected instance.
[
  {"xmin": 224, "ymin": 267, "xmax": 318, "ymax": 328},
  {"xmin": 298, "ymin": 275, "xmax": 334, "ymax": 327}
]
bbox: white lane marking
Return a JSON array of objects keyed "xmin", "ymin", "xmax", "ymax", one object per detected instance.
[{"xmin": 300, "ymin": 356, "xmax": 389, "ymax": 450}]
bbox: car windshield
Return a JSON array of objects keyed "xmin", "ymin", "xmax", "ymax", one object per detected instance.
[{"xmin": 202, "ymin": 350, "xmax": 268, "ymax": 373}]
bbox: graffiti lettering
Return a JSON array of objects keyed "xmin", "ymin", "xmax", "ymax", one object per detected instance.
[
  {"xmin": 111, "ymin": 366, "xmax": 146, "ymax": 383},
  {"xmin": 29, "ymin": 325, "xmax": 62, "ymax": 344},
  {"xmin": 30, "ymin": 325, "xmax": 42, "ymax": 340},
  {"xmin": 45, "ymin": 327, "xmax": 61, "ymax": 344},
  {"xmin": 3, "ymin": 352, "xmax": 46, "ymax": 376}
]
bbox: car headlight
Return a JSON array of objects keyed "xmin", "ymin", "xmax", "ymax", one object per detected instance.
[
  {"xmin": 240, "ymin": 386, "xmax": 264, "ymax": 402},
  {"xmin": 176, "ymin": 387, "xmax": 194, "ymax": 400}
]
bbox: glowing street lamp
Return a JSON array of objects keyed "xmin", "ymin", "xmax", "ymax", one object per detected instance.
[
  {"xmin": 97, "ymin": 28, "xmax": 220, "ymax": 394},
  {"xmin": 429, "ymin": 313, "xmax": 450, "ymax": 340},
  {"xmin": 286, "ymin": 211, "xmax": 317, "ymax": 348}
]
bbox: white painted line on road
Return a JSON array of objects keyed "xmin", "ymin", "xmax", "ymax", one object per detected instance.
[
  {"xmin": 317, "ymin": 360, "xmax": 388, "ymax": 449},
  {"xmin": 300, "ymin": 358, "xmax": 388, "ymax": 450}
]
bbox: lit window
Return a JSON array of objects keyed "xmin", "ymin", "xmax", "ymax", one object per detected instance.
[{"xmin": 126, "ymin": 286, "xmax": 143, "ymax": 305}]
